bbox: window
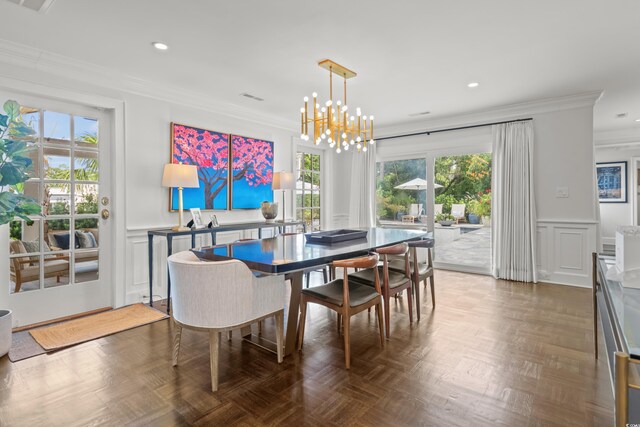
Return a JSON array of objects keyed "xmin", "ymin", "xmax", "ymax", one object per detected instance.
[
  {"xmin": 376, "ymin": 158, "xmax": 427, "ymax": 223},
  {"xmin": 296, "ymin": 151, "xmax": 321, "ymax": 231}
]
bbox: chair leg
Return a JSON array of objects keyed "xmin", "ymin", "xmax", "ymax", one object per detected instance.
[
  {"xmin": 209, "ymin": 330, "xmax": 220, "ymax": 392},
  {"xmin": 343, "ymin": 313, "xmax": 351, "ymax": 369},
  {"xmin": 322, "ymin": 267, "xmax": 328, "ymax": 283},
  {"xmin": 305, "ymin": 272, "xmax": 311, "ymax": 288},
  {"xmin": 429, "ymin": 275, "xmax": 436, "ymax": 308},
  {"xmin": 384, "ymin": 295, "xmax": 391, "ymax": 339},
  {"xmin": 414, "ymin": 277, "xmax": 421, "ymax": 321},
  {"xmin": 407, "ymin": 286, "xmax": 414, "ymax": 323},
  {"xmin": 172, "ymin": 321, "xmax": 182, "ymax": 367},
  {"xmin": 227, "ymin": 330, "xmax": 232, "ymax": 341},
  {"xmin": 275, "ymin": 310, "xmax": 284, "ymax": 364},
  {"xmin": 258, "ymin": 320, "xmax": 263, "ymax": 336},
  {"xmin": 297, "ymin": 299, "xmax": 308, "ymax": 350},
  {"xmin": 375, "ymin": 303, "xmax": 384, "ymax": 347},
  {"xmin": 337, "ymin": 313, "xmax": 342, "ymax": 335}
]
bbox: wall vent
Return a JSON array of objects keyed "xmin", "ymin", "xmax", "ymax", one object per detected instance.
[
  {"xmin": 3, "ymin": 0, "xmax": 56, "ymax": 13},
  {"xmin": 409, "ymin": 111, "xmax": 431, "ymax": 117},
  {"xmin": 240, "ymin": 93, "xmax": 265, "ymax": 102}
]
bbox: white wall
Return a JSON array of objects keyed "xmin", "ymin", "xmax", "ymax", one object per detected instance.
[{"xmin": 335, "ymin": 96, "xmax": 600, "ymax": 287}]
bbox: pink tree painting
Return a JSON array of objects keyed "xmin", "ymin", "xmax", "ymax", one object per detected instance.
[
  {"xmin": 231, "ymin": 135, "xmax": 274, "ymax": 209},
  {"xmin": 172, "ymin": 124, "xmax": 229, "ymax": 210}
]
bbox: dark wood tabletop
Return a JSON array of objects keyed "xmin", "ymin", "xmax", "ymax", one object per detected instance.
[{"xmin": 191, "ymin": 227, "xmax": 430, "ymax": 274}]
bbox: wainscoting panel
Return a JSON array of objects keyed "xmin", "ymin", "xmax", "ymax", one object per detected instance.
[{"xmin": 536, "ymin": 220, "xmax": 597, "ymax": 288}]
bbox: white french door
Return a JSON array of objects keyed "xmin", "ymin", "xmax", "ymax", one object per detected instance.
[{"xmin": 0, "ymin": 91, "xmax": 113, "ymax": 327}]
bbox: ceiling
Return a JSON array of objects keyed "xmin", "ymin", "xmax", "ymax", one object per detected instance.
[{"xmin": 0, "ymin": 0, "xmax": 639, "ymax": 133}]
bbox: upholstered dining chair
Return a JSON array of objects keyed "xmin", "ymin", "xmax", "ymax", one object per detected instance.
[
  {"xmin": 168, "ymin": 251, "xmax": 285, "ymax": 392},
  {"xmin": 297, "ymin": 254, "xmax": 384, "ymax": 369},
  {"xmin": 388, "ymin": 238, "xmax": 435, "ymax": 321},
  {"xmin": 348, "ymin": 243, "xmax": 413, "ymax": 338}
]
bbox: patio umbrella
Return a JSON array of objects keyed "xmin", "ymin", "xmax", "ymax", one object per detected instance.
[{"xmin": 394, "ymin": 178, "xmax": 443, "ymax": 190}]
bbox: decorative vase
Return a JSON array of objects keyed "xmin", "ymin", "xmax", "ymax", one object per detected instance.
[
  {"xmin": 261, "ymin": 201, "xmax": 278, "ymax": 224},
  {"xmin": 0, "ymin": 309, "xmax": 11, "ymax": 358},
  {"xmin": 468, "ymin": 214, "xmax": 480, "ymax": 224}
]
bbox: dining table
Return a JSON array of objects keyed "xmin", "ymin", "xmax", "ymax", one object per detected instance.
[{"xmin": 191, "ymin": 227, "xmax": 430, "ymax": 356}]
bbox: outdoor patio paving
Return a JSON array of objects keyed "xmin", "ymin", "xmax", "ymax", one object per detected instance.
[{"xmin": 434, "ymin": 225, "xmax": 491, "ymax": 268}]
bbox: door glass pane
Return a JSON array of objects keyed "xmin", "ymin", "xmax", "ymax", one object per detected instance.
[
  {"xmin": 45, "ymin": 183, "xmax": 71, "ymax": 215},
  {"xmin": 74, "ymin": 150, "xmax": 99, "ymax": 181},
  {"xmin": 74, "ymin": 116, "xmax": 99, "ymax": 147},
  {"xmin": 43, "ymin": 111, "xmax": 71, "ymax": 142},
  {"xmin": 44, "ymin": 148, "xmax": 71, "ymax": 179},
  {"xmin": 45, "ymin": 219, "xmax": 71, "ymax": 250},
  {"xmin": 73, "ymin": 220, "xmax": 99, "ymax": 284},
  {"xmin": 75, "ymin": 185, "xmax": 99, "ymax": 214}
]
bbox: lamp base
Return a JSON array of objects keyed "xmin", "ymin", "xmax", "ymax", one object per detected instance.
[{"xmin": 171, "ymin": 225, "xmax": 191, "ymax": 232}]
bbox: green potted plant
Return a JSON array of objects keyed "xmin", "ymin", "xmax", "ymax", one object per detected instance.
[
  {"xmin": 0, "ymin": 99, "xmax": 41, "ymax": 357},
  {"xmin": 435, "ymin": 212, "xmax": 455, "ymax": 226},
  {"xmin": 467, "ymin": 199, "xmax": 482, "ymax": 224}
]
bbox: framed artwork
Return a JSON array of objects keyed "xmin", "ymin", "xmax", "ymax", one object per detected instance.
[
  {"xmin": 597, "ymin": 161, "xmax": 627, "ymax": 203},
  {"xmin": 230, "ymin": 134, "xmax": 274, "ymax": 209},
  {"xmin": 170, "ymin": 123, "xmax": 229, "ymax": 210},
  {"xmin": 209, "ymin": 214, "xmax": 219, "ymax": 228},
  {"xmin": 189, "ymin": 208, "xmax": 205, "ymax": 229}
]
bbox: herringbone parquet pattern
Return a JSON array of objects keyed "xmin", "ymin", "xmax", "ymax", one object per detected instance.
[{"xmin": 0, "ymin": 270, "xmax": 613, "ymax": 426}]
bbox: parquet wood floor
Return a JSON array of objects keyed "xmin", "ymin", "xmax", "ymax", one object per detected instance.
[{"xmin": 0, "ymin": 270, "xmax": 613, "ymax": 426}]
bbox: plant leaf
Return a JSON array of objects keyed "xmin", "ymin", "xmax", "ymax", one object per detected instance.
[{"xmin": 3, "ymin": 100, "xmax": 19, "ymax": 120}]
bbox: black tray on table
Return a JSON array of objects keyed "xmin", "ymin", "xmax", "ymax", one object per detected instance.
[{"xmin": 304, "ymin": 229, "xmax": 368, "ymax": 245}]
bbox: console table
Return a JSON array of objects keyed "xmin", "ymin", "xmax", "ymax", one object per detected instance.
[
  {"xmin": 148, "ymin": 221, "xmax": 306, "ymax": 312},
  {"xmin": 593, "ymin": 253, "xmax": 640, "ymax": 425}
]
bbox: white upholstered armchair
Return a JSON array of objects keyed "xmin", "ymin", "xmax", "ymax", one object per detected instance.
[{"xmin": 168, "ymin": 251, "xmax": 285, "ymax": 391}]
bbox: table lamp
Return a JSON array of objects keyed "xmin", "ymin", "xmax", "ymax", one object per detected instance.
[
  {"xmin": 272, "ymin": 171, "xmax": 295, "ymax": 222},
  {"xmin": 162, "ymin": 163, "xmax": 199, "ymax": 231}
]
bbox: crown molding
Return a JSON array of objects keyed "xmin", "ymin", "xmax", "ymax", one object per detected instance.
[
  {"xmin": 594, "ymin": 127, "xmax": 640, "ymax": 148},
  {"xmin": 0, "ymin": 38, "xmax": 298, "ymax": 132},
  {"xmin": 377, "ymin": 91, "xmax": 603, "ymax": 138}
]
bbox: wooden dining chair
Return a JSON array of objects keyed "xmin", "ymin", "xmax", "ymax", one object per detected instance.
[
  {"xmin": 297, "ymin": 254, "xmax": 384, "ymax": 369},
  {"xmin": 348, "ymin": 243, "xmax": 413, "ymax": 338},
  {"xmin": 388, "ymin": 238, "xmax": 435, "ymax": 321}
]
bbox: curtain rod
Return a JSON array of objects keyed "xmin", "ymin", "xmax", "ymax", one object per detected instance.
[{"xmin": 375, "ymin": 117, "xmax": 534, "ymax": 142}]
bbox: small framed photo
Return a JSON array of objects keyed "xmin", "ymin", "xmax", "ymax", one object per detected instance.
[
  {"xmin": 190, "ymin": 208, "xmax": 205, "ymax": 229},
  {"xmin": 209, "ymin": 214, "xmax": 219, "ymax": 228},
  {"xmin": 597, "ymin": 161, "xmax": 627, "ymax": 203}
]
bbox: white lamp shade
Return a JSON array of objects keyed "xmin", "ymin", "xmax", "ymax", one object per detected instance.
[
  {"xmin": 162, "ymin": 163, "xmax": 199, "ymax": 188},
  {"xmin": 272, "ymin": 171, "xmax": 295, "ymax": 190}
]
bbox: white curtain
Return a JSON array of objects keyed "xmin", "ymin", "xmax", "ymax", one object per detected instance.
[
  {"xmin": 349, "ymin": 144, "xmax": 376, "ymax": 228},
  {"xmin": 491, "ymin": 121, "xmax": 538, "ymax": 282}
]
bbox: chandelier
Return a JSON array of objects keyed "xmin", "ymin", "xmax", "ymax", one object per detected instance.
[{"xmin": 300, "ymin": 59, "xmax": 374, "ymax": 153}]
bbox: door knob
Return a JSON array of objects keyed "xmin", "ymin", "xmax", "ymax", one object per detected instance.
[{"xmin": 101, "ymin": 209, "xmax": 110, "ymax": 220}]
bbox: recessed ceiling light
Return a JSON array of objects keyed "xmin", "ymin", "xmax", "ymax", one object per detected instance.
[
  {"xmin": 152, "ymin": 42, "xmax": 169, "ymax": 51},
  {"xmin": 635, "ymin": 118, "xmax": 640, "ymax": 122},
  {"xmin": 467, "ymin": 82, "xmax": 479, "ymax": 88}
]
